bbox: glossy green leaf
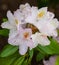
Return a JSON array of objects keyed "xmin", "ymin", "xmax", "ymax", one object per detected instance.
[
  {"xmin": 14, "ymin": 56, "xmax": 25, "ymax": 65},
  {"xmin": 28, "ymin": 49, "xmax": 34, "ymax": 65},
  {"xmin": 56, "ymin": 56, "xmax": 59, "ymax": 65},
  {"xmin": 0, "ymin": 29, "xmax": 9, "ymax": 36},
  {"xmin": 29, "ymin": 49, "xmax": 33, "ymax": 59},
  {"xmin": 0, "ymin": 44, "xmax": 18, "ymax": 57},
  {"xmin": 37, "ymin": 38, "xmax": 59, "ymax": 55},
  {"xmin": 36, "ymin": 52, "xmax": 45, "ymax": 61},
  {"xmin": 22, "ymin": 60, "xmax": 28, "ymax": 65},
  {"xmin": 0, "ymin": 53, "xmax": 18, "ymax": 65}
]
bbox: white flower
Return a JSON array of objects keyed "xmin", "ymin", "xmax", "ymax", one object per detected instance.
[
  {"xmin": 25, "ymin": 6, "xmax": 38, "ymax": 24},
  {"xmin": 37, "ymin": 7, "xmax": 54, "ymax": 21},
  {"xmin": 25, "ymin": 6, "xmax": 55, "ymax": 29},
  {"xmin": 26, "ymin": 7, "xmax": 54, "ymax": 23},
  {"xmin": 35, "ymin": 18, "xmax": 59, "ymax": 37},
  {"xmin": 19, "ymin": 3, "xmax": 31, "ymax": 18},
  {"xmin": 1, "ymin": 10, "xmax": 25, "ymax": 31},
  {"xmin": 31, "ymin": 32, "xmax": 50, "ymax": 46},
  {"xmin": 37, "ymin": 7, "xmax": 47, "ymax": 20},
  {"xmin": 50, "ymin": 18, "xmax": 59, "ymax": 29},
  {"xmin": 1, "ymin": 11, "xmax": 17, "ymax": 30},
  {"xmin": 14, "ymin": 9, "xmax": 25, "ymax": 24},
  {"xmin": 19, "ymin": 3, "xmax": 31, "ymax": 11},
  {"xmin": 8, "ymin": 27, "xmax": 34, "ymax": 55},
  {"xmin": 1, "ymin": 3, "xmax": 59, "ymax": 55},
  {"xmin": 25, "ymin": 7, "xmax": 48, "ymax": 25}
]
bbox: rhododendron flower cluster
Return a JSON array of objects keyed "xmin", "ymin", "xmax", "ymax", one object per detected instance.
[{"xmin": 1, "ymin": 3, "xmax": 59, "ymax": 55}]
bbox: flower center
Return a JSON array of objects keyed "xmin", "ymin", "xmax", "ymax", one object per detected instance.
[
  {"xmin": 26, "ymin": 23, "xmax": 39, "ymax": 34},
  {"xmin": 24, "ymin": 32, "xmax": 29, "ymax": 39},
  {"xmin": 37, "ymin": 11, "xmax": 45, "ymax": 18}
]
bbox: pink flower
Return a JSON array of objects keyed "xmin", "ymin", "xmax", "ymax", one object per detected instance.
[{"xmin": 43, "ymin": 56, "xmax": 57, "ymax": 65}]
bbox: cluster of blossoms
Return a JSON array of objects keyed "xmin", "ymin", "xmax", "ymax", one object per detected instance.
[{"xmin": 1, "ymin": 3, "xmax": 59, "ymax": 55}]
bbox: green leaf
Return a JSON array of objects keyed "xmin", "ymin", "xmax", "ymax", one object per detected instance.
[
  {"xmin": 22, "ymin": 60, "xmax": 28, "ymax": 65},
  {"xmin": 0, "ymin": 44, "xmax": 18, "ymax": 57},
  {"xmin": 0, "ymin": 53, "xmax": 18, "ymax": 65},
  {"xmin": 37, "ymin": 38, "xmax": 59, "ymax": 55},
  {"xmin": 56, "ymin": 56, "xmax": 59, "ymax": 65},
  {"xmin": 2, "ymin": 18, "xmax": 8, "ymax": 22},
  {"xmin": 28, "ymin": 49, "xmax": 34, "ymax": 65},
  {"xmin": 0, "ymin": 29, "xmax": 9, "ymax": 36},
  {"xmin": 29, "ymin": 49, "xmax": 33, "ymax": 59},
  {"xmin": 14, "ymin": 56, "xmax": 25, "ymax": 65},
  {"xmin": 36, "ymin": 52, "xmax": 45, "ymax": 61}
]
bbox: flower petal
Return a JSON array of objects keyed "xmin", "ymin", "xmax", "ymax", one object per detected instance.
[
  {"xmin": 25, "ymin": 7, "xmax": 38, "ymax": 24},
  {"xmin": 1, "ymin": 22, "xmax": 13, "ymax": 29},
  {"xmin": 7, "ymin": 11, "xmax": 16, "ymax": 25},
  {"xmin": 14, "ymin": 9, "xmax": 24, "ymax": 24},
  {"xmin": 31, "ymin": 32, "xmax": 50, "ymax": 46},
  {"xmin": 19, "ymin": 44, "xmax": 28, "ymax": 55},
  {"xmin": 37, "ymin": 7, "xmax": 47, "ymax": 20},
  {"xmin": 8, "ymin": 30, "xmax": 19, "ymax": 45},
  {"xmin": 26, "ymin": 39, "xmax": 35, "ymax": 50},
  {"xmin": 50, "ymin": 18, "xmax": 59, "ymax": 29},
  {"xmin": 46, "ymin": 11, "xmax": 55, "ymax": 20}
]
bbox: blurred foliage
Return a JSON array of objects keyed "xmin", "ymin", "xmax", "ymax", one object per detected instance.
[{"xmin": 37, "ymin": 0, "xmax": 59, "ymax": 8}]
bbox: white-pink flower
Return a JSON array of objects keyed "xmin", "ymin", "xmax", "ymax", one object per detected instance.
[
  {"xmin": 8, "ymin": 27, "xmax": 34, "ymax": 55},
  {"xmin": 1, "ymin": 3, "xmax": 59, "ymax": 56}
]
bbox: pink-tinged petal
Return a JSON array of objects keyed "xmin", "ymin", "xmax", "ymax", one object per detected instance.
[
  {"xmin": 24, "ymin": 28, "xmax": 32, "ymax": 37},
  {"xmin": 19, "ymin": 27, "xmax": 32, "ymax": 39},
  {"xmin": 38, "ymin": 35, "xmax": 50, "ymax": 46},
  {"xmin": 43, "ymin": 56, "xmax": 57, "ymax": 65},
  {"xmin": 26, "ymin": 39, "xmax": 34, "ymax": 50},
  {"xmin": 19, "ymin": 44, "xmax": 28, "ymax": 55},
  {"xmin": 31, "ymin": 32, "xmax": 50, "ymax": 46},
  {"xmin": 43, "ymin": 60, "xmax": 51, "ymax": 65},
  {"xmin": 49, "ymin": 56, "xmax": 56, "ymax": 65}
]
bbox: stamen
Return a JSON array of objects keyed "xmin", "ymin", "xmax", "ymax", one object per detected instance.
[
  {"xmin": 15, "ymin": 19, "xmax": 18, "ymax": 24},
  {"xmin": 37, "ymin": 11, "xmax": 45, "ymax": 18},
  {"xmin": 24, "ymin": 32, "xmax": 29, "ymax": 39}
]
